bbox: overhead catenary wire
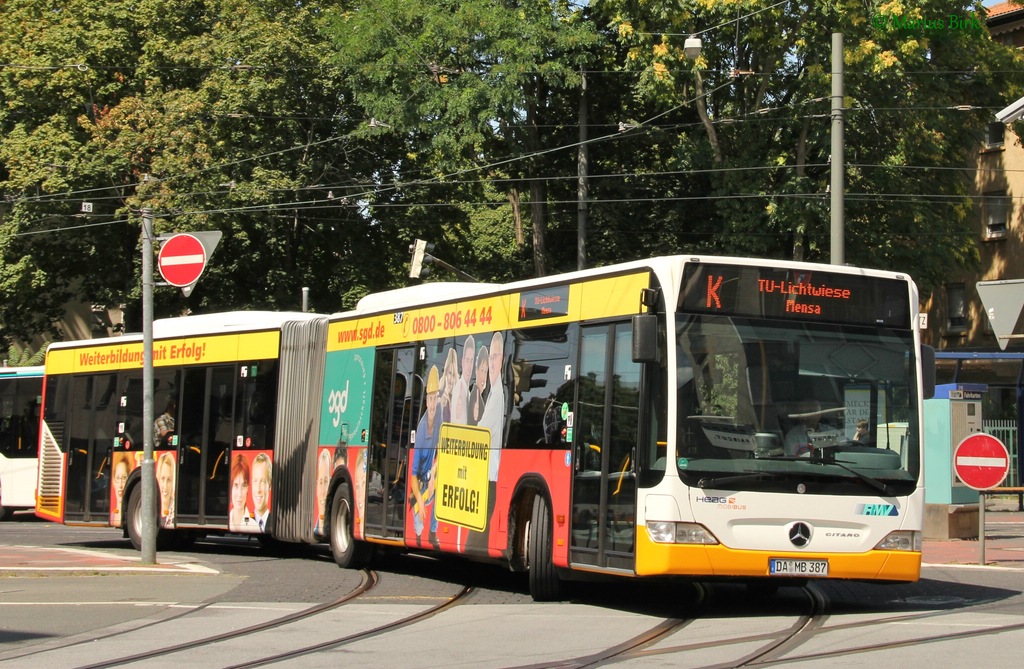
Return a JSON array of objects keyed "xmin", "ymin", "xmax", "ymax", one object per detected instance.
[{"xmin": 1, "ymin": 17, "xmax": 1008, "ymax": 238}]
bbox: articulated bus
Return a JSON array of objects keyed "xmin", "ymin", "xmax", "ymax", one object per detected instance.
[
  {"xmin": 35, "ymin": 313, "xmax": 327, "ymax": 545},
  {"xmin": 0, "ymin": 365, "xmax": 43, "ymax": 520},
  {"xmin": 37, "ymin": 256, "xmax": 932, "ymax": 599}
]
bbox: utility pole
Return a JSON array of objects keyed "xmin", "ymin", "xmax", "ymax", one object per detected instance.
[
  {"xmin": 830, "ymin": 32, "xmax": 845, "ymax": 265},
  {"xmin": 140, "ymin": 209, "xmax": 157, "ymax": 564},
  {"xmin": 577, "ymin": 67, "xmax": 589, "ymax": 271}
]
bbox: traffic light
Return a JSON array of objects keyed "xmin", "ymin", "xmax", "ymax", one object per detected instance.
[{"xmin": 408, "ymin": 239, "xmax": 435, "ymax": 279}]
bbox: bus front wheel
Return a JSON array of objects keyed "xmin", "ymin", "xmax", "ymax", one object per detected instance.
[
  {"xmin": 527, "ymin": 494, "xmax": 564, "ymax": 601},
  {"xmin": 330, "ymin": 481, "xmax": 373, "ymax": 569}
]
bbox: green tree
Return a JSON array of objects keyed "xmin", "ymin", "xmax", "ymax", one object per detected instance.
[
  {"xmin": 323, "ymin": 0, "xmax": 603, "ymax": 277},
  {"xmin": 0, "ymin": 0, "xmax": 392, "ymax": 342},
  {"xmin": 597, "ymin": 0, "xmax": 1024, "ymax": 290}
]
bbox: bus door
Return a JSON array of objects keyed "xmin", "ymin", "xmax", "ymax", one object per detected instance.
[
  {"xmin": 64, "ymin": 373, "xmax": 118, "ymax": 522},
  {"xmin": 365, "ymin": 346, "xmax": 418, "ymax": 540},
  {"xmin": 570, "ymin": 322, "xmax": 639, "ymax": 571},
  {"xmin": 177, "ymin": 365, "xmax": 233, "ymax": 523}
]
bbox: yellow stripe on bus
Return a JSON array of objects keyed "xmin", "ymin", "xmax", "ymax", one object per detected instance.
[
  {"xmin": 328, "ymin": 271, "xmax": 651, "ymax": 351},
  {"xmin": 46, "ymin": 331, "xmax": 281, "ymax": 374},
  {"xmin": 634, "ymin": 529, "xmax": 921, "ymax": 581}
]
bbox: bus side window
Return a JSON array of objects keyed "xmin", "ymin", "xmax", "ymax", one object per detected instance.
[{"xmin": 506, "ymin": 324, "xmax": 578, "ymax": 449}]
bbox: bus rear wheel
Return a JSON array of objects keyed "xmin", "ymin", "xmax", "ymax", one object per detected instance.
[
  {"xmin": 527, "ymin": 494, "xmax": 564, "ymax": 601},
  {"xmin": 126, "ymin": 484, "xmax": 177, "ymax": 551},
  {"xmin": 330, "ymin": 481, "xmax": 373, "ymax": 569},
  {"xmin": 126, "ymin": 484, "xmax": 144, "ymax": 551}
]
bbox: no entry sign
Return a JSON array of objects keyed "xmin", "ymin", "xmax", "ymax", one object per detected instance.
[
  {"xmin": 953, "ymin": 433, "xmax": 1010, "ymax": 491},
  {"xmin": 158, "ymin": 234, "xmax": 207, "ymax": 287}
]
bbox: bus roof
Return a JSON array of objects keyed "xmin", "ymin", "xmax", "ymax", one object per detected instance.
[
  {"xmin": 0, "ymin": 365, "xmax": 44, "ymax": 378},
  {"xmin": 46, "ymin": 311, "xmax": 325, "ymax": 351},
  {"xmin": 152, "ymin": 311, "xmax": 323, "ymax": 337},
  {"xmin": 355, "ymin": 282, "xmax": 497, "ymax": 314},
  {"xmin": 343, "ymin": 255, "xmax": 914, "ymax": 318}
]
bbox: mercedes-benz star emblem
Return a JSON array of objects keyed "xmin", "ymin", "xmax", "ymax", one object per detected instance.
[{"xmin": 788, "ymin": 522, "xmax": 811, "ymax": 547}]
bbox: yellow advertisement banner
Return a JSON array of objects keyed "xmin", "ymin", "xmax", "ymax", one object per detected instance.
[
  {"xmin": 435, "ymin": 423, "xmax": 491, "ymax": 531},
  {"xmin": 46, "ymin": 331, "xmax": 280, "ymax": 375},
  {"xmin": 328, "ymin": 271, "xmax": 651, "ymax": 352},
  {"xmin": 578, "ymin": 273, "xmax": 650, "ymax": 321}
]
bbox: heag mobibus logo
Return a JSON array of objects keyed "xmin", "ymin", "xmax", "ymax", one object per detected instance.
[
  {"xmin": 695, "ymin": 495, "xmax": 734, "ymax": 504},
  {"xmin": 694, "ymin": 495, "xmax": 747, "ymax": 510}
]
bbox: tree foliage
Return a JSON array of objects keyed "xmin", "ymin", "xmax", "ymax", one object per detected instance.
[
  {"xmin": 0, "ymin": 0, "xmax": 392, "ymax": 342},
  {"xmin": 1, "ymin": 0, "xmax": 1021, "ymax": 346},
  {"xmin": 598, "ymin": 0, "xmax": 1024, "ymax": 290},
  {"xmin": 324, "ymin": 0, "xmax": 604, "ymax": 276}
]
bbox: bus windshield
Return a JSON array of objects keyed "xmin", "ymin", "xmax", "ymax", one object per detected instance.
[{"xmin": 674, "ymin": 315, "xmax": 920, "ymax": 495}]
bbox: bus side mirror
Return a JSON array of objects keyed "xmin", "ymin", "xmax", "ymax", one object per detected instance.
[
  {"xmin": 632, "ymin": 314, "xmax": 658, "ymax": 363},
  {"xmin": 920, "ymin": 345, "xmax": 935, "ymax": 400}
]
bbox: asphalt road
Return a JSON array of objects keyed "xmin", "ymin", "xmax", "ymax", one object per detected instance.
[{"xmin": 2, "ymin": 514, "xmax": 1023, "ymax": 668}]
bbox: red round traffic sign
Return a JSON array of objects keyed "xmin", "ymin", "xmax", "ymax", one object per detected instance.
[
  {"xmin": 158, "ymin": 234, "xmax": 207, "ymax": 287},
  {"xmin": 953, "ymin": 433, "xmax": 1010, "ymax": 491}
]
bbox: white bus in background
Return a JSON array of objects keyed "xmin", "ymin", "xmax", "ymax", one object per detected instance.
[{"xmin": 0, "ymin": 366, "xmax": 43, "ymax": 520}]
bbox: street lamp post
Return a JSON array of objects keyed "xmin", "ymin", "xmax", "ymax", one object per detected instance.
[{"xmin": 830, "ymin": 32, "xmax": 845, "ymax": 265}]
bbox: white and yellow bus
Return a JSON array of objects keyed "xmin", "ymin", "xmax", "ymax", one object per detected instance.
[
  {"xmin": 38, "ymin": 255, "xmax": 932, "ymax": 600},
  {"xmin": 35, "ymin": 312, "xmax": 327, "ymax": 547},
  {"xmin": 0, "ymin": 365, "xmax": 43, "ymax": 520}
]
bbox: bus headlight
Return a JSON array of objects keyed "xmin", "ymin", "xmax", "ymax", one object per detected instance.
[
  {"xmin": 647, "ymin": 522, "xmax": 719, "ymax": 545},
  {"xmin": 874, "ymin": 530, "xmax": 921, "ymax": 552}
]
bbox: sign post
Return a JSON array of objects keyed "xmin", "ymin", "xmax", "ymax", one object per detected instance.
[
  {"xmin": 141, "ymin": 210, "xmax": 156, "ymax": 564},
  {"xmin": 953, "ymin": 433, "xmax": 1010, "ymax": 565},
  {"xmin": 140, "ymin": 222, "xmax": 222, "ymax": 565}
]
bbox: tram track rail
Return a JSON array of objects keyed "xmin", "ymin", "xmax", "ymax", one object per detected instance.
[
  {"xmin": 504, "ymin": 581, "xmax": 711, "ymax": 669},
  {"xmin": 0, "ymin": 569, "xmax": 377, "ymax": 669},
  {"xmin": 76, "ymin": 569, "xmax": 379, "ymax": 669},
  {"xmin": 582, "ymin": 582, "xmax": 1024, "ymax": 668},
  {"xmin": 749, "ymin": 611, "xmax": 1024, "ymax": 667},
  {"xmin": 2, "ymin": 530, "xmax": 1021, "ymax": 669},
  {"xmin": 60, "ymin": 570, "xmax": 473, "ymax": 669},
  {"xmin": 223, "ymin": 583, "xmax": 474, "ymax": 669}
]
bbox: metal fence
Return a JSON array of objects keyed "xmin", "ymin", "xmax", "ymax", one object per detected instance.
[{"xmin": 983, "ymin": 420, "xmax": 1019, "ymax": 487}]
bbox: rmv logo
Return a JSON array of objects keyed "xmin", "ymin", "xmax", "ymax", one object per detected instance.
[{"xmin": 856, "ymin": 503, "xmax": 898, "ymax": 517}]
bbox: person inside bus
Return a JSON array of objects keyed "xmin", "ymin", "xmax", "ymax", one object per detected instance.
[
  {"xmin": 154, "ymin": 398, "xmax": 176, "ymax": 447},
  {"xmin": 784, "ymin": 400, "xmax": 820, "ymax": 457},
  {"xmin": 853, "ymin": 419, "xmax": 872, "ymax": 445}
]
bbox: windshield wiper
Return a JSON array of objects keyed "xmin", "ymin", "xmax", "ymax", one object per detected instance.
[
  {"xmin": 697, "ymin": 471, "xmax": 777, "ymax": 489},
  {"xmin": 697, "ymin": 463, "xmax": 895, "ymax": 496},
  {"xmin": 824, "ymin": 460, "xmax": 895, "ymax": 497}
]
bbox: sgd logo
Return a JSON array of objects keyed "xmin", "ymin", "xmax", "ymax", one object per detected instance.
[{"xmin": 328, "ymin": 381, "xmax": 349, "ymax": 427}]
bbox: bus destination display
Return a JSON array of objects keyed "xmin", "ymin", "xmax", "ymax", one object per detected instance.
[
  {"xmin": 681, "ymin": 263, "xmax": 911, "ymax": 328},
  {"xmin": 518, "ymin": 285, "xmax": 570, "ymax": 322}
]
